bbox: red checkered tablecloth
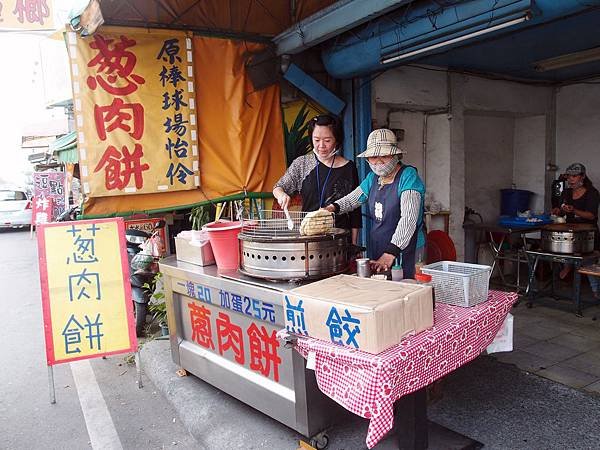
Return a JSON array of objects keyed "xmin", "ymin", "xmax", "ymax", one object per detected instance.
[{"xmin": 283, "ymin": 290, "xmax": 517, "ymax": 448}]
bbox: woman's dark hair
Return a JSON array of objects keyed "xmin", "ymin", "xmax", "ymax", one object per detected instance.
[
  {"xmin": 584, "ymin": 175, "xmax": 594, "ymax": 190},
  {"xmin": 307, "ymin": 114, "xmax": 344, "ymax": 147}
]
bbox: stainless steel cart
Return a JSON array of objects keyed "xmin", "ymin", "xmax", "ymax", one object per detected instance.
[{"xmin": 159, "ymin": 256, "xmax": 348, "ymax": 441}]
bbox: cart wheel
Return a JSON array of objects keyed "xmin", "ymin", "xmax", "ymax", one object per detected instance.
[{"xmin": 310, "ymin": 434, "xmax": 329, "ymax": 450}]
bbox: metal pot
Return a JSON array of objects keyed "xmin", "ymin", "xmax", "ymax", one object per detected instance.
[
  {"xmin": 239, "ymin": 228, "xmax": 356, "ymax": 281},
  {"xmin": 541, "ymin": 223, "xmax": 595, "ymax": 254}
]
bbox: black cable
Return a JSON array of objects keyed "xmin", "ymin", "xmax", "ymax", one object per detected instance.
[
  {"xmin": 198, "ymin": 185, "xmax": 218, "ymax": 207},
  {"xmin": 241, "ymin": 0, "xmax": 253, "ymax": 34},
  {"xmin": 405, "ymin": 63, "xmax": 557, "ymax": 86},
  {"xmin": 254, "ymin": 0, "xmax": 287, "ymax": 30}
]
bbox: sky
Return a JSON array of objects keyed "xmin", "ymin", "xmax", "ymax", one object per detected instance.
[{"xmin": 0, "ymin": 0, "xmax": 86, "ymax": 186}]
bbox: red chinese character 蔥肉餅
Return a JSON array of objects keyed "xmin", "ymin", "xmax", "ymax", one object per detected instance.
[
  {"xmin": 247, "ymin": 323, "xmax": 281, "ymax": 382},
  {"xmin": 13, "ymin": 0, "xmax": 50, "ymax": 25},
  {"xmin": 188, "ymin": 302, "xmax": 214, "ymax": 350},
  {"xmin": 86, "ymin": 35, "xmax": 146, "ymax": 96},
  {"xmin": 216, "ymin": 312, "xmax": 244, "ymax": 365},
  {"xmin": 94, "ymin": 98, "xmax": 144, "ymax": 141},
  {"xmin": 93, "ymin": 144, "xmax": 149, "ymax": 191}
]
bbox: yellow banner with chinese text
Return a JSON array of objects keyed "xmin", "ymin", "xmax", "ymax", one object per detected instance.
[
  {"xmin": 80, "ymin": 36, "xmax": 286, "ymax": 216},
  {"xmin": 38, "ymin": 218, "xmax": 137, "ymax": 365},
  {"xmin": 68, "ymin": 27, "xmax": 199, "ymax": 198},
  {"xmin": 0, "ymin": 0, "xmax": 54, "ymax": 30}
]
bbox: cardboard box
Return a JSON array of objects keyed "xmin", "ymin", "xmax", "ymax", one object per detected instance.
[
  {"xmin": 284, "ymin": 274, "xmax": 433, "ymax": 354},
  {"xmin": 174, "ymin": 237, "xmax": 215, "ymax": 266}
]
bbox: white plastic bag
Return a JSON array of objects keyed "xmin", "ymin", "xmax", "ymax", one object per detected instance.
[
  {"xmin": 139, "ymin": 231, "xmax": 164, "ymax": 257},
  {"xmin": 486, "ymin": 313, "xmax": 513, "ymax": 354}
]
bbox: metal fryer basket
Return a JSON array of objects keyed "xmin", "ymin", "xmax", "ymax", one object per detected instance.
[{"xmin": 240, "ymin": 210, "xmax": 335, "ymax": 239}]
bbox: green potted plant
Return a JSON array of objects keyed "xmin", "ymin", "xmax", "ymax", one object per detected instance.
[
  {"xmin": 189, "ymin": 204, "xmax": 212, "ymax": 230},
  {"xmin": 145, "ymin": 273, "xmax": 169, "ymax": 336},
  {"xmin": 283, "ymin": 102, "xmax": 311, "ymax": 167}
]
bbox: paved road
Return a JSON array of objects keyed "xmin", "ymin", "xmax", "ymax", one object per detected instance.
[{"xmin": 0, "ymin": 229, "xmax": 197, "ymax": 450}]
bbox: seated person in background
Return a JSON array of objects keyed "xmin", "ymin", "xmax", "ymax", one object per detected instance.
[{"xmin": 551, "ymin": 163, "xmax": 600, "ymax": 294}]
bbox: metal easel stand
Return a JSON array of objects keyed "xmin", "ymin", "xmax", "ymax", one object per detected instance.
[
  {"xmin": 135, "ymin": 350, "xmax": 143, "ymax": 389},
  {"xmin": 48, "ymin": 365, "xmax": 56, "ymax": 404}
]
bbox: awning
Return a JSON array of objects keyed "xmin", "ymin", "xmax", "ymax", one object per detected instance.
[
  {"xmin": 56, "ymin": 148, "xmax": 79, "ymax": 164},
  {"xmin": 74, "ymin": 0, "xmax": 337, "ymax": 39},
  {"xmin": 50, "ymin": 131, "xmax": 78, "ymax": 163}
]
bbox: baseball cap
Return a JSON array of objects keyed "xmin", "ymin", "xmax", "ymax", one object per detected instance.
[{"xmin": 565, "ymin": 163, "xmax": 586, "ymax": 175}]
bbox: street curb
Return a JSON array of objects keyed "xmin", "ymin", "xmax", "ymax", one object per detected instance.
[{"xmin": 139, "ymin": 339, "xmax": 303, "ymax": 450}]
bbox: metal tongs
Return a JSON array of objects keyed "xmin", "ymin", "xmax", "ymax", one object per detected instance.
[{"xmin": 283, "ymin": 206, "xmax": 294, "ymax": 230}]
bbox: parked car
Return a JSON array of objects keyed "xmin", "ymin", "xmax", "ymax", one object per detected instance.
[{"xmin": 0, "ymin": 189, "xmax": 32, "ymax": 229}]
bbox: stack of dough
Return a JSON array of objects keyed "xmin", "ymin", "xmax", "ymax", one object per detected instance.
[{"xmin": 299, "ymin": 209, "xmax": 334, "ymax": 236}]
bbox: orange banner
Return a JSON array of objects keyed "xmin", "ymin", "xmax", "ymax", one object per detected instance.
[
  {"xmin": 82, "ymin": 36, "xmax": 285, "ymax": 216},
  {"xmin": 194, "ymin": 36, "xmax": 286, "ymax": 198},
  {"xmin": 68, "ymin": 27, "xmax": 199, "ymax": 198}
]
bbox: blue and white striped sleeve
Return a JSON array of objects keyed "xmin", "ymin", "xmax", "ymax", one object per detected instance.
[
  {"xmin": 385, "ymin": 190, "xmax": 422, "ymax": 255},
  {"xmin": 334, "ymin": 185, "xmax": 368, "ymax": 214}
]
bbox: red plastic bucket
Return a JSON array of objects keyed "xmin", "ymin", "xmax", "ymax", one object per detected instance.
[{"xmin": 203, "ymin": 220, "xmax": 243, "ymax": 270}]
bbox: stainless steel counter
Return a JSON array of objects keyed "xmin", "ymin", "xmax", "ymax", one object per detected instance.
[{"xmin": 159, "ymin": 256, "xmax": 347, "ymax": 439}]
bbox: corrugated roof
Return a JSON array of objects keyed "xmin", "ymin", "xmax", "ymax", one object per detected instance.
[
  {"xmin": 50, "ymin": 131, "xmax": 77, "ymax": 152},
  {"xmin": 56, "ymin": 148, "xmax": 79, "ymax": 164},
  {"xmin": 50, "ymin": 131, "xmax": 78, "ymax": 163}
]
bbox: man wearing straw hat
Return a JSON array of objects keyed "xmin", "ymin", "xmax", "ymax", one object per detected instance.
[{"xmin": 324, "ymin": 129, "xmax": 426, "ymax": 279}]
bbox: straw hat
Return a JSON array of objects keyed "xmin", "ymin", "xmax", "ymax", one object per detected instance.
[{"xmin": 356, "ymin": 129, "xmax": 405, "ymax": 158}]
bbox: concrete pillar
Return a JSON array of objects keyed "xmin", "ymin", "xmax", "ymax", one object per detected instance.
[{"xmin": 449, "ymin": 74, "xmax": 466, "ymax": 261}]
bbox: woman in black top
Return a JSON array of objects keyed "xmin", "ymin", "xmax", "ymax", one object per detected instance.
[
  {"xmin": 552, "ymin": 163, "xmax": 600, "ymax": 290},
  {"xmin": 554, "ymin": 163, "xmax": 600, "ymax": 226},
  {"xmin": 273, "ymin": 114, "xmax": 361, "ymax": 243}
]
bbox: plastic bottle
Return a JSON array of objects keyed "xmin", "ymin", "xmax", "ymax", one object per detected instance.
[
  {"xmin": 415, "ymin": 273, "xmax": 435, "ymax": 309},
  {"xmin": 391, "ymin": 265, "xmax": 404, "ymax": 281},
  {"xmin": 414, "ymin": 253, "xmax": 425, "ymax": 275}
]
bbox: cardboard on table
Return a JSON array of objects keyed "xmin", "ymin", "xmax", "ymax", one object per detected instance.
[{"xmin": 284, "ymin": 274, "xmax": 433, "ymax": 354}]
